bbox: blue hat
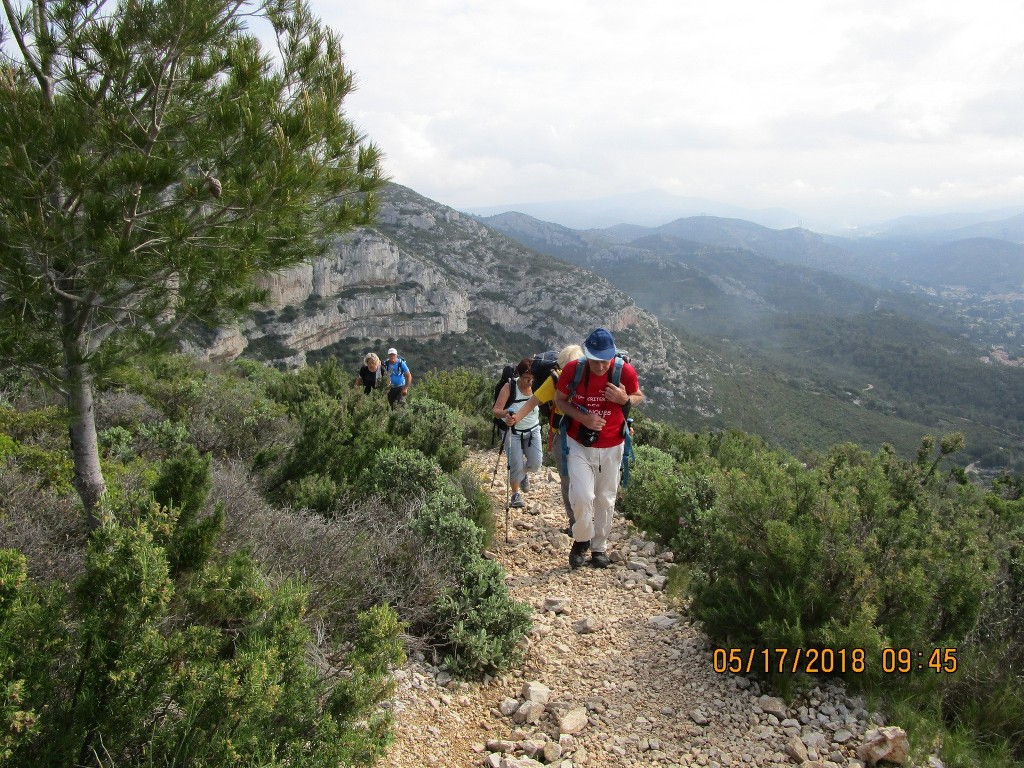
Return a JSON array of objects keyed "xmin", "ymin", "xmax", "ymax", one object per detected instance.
[{"xmin": 583, "ymin": 328, "xmax": 617, "ymax": 361}]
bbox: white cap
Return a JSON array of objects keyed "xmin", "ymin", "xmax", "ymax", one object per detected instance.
[{"xmin": 387, "ymin": 347, "xmax": 398, "ymax": 355}]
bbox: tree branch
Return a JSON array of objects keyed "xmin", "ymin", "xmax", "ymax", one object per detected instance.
[{"xmin": 1, "ymin": 0, "xmax": 51, "ymax": 99}]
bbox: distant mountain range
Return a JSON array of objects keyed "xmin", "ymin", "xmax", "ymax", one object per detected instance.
[
  {"xmin": 462, "ymin": 189, "xmax": 804, "ymax": 230},
  {"xmin": 854, "ymin": 208, "xmax": 1024, "ymax": 241},
  {"xmin": 461, "ymin": 189, "xmax": 1024, "ymax": 241},
  {"xmin": 477, "ymin": 207, "xmax": 1024, "ymax": 471}
]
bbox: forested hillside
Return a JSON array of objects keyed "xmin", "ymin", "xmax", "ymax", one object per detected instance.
[{"xmin": 481, "ymin": 212, "xmax": 1024, "ymax": 471}]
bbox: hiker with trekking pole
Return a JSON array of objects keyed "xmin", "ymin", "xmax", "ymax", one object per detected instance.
[
  {"xmin": 492, "ymin": 358, "xmax": 543, "ymax": 517},
  {"xmin": 504, "ymin": 343, "xmax": 583, "ymax": 536}
]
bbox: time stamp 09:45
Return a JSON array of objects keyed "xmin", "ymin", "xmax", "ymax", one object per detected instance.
[{"xmin": 713, "ymin": 647, "xmax": 958, "ymax": 675}]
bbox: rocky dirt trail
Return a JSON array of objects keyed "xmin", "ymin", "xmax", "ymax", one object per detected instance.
[{"xmin": 382, "ymin": 451, "xmax": 902, "ymax": 768}]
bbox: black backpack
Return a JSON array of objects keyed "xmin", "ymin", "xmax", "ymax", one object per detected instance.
[
  {"xmin": 491, "ymin": 365, "xmax": 518, "ymax": 445},
  {"xmin": 530, "ymin": 350, "xmax": 559, "ymax": 421},
  {"xmin": 490, "ymin": 351, "xmax": 562, "ymax": 445}
]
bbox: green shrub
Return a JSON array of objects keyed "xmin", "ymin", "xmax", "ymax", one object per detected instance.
[
  {"xmin": 453, "ymin": 466, "xmax": 497, "ymax": 546},
  {"xmin": 415, "ymin": 368, "xmax": 507, "ymax": 449},
  {"xmin": 151, "ymin": 446, "xmax": 224, "ymax": 575},
  {"xmin": 361, "ymin": 447, "xmax": 446, "ymax": 505},
  {"xmin": 264, "ymin": 358, "xmax": 353, "ymax": 414},
  {"xmin": 432, "ymin": 555, "xmax": 532, "ymax": 678},
  {"xmin": 415, "ymin": 368, "xmax": 494, "ymax": 416},
  {"xmin": 274, "ymin": 395, "xmax": 394, "ymax": 511},
  {"xmin": 135, "ymin": 418, "xmax": 190, "ymax": 455},
  {"xmin": 620, "ymin": 445, "xmax": 719, "ymax": 563},
  {"xmin": 619, "ymin": 445, "xmax": 683, "ymax": 544},
  {"xmin": 390, "ymin": 396, "xmax": 468, "ymax": 473},
  {"xmin": 413, "ymin": 479, "xmax": 486, "ymax": 564},
  {"xmin": 184, "ymin": 371, "xmax": 291, "ymax": 460},
  {"xmin": 0, "ymin": 477, "xmax": 405, "ymax": 767},
  {"xmin": 99, "ymin": 425, "xmax": 135, "ymax": 461},
  {"xmin": 654, "ymin": 436, "xmax": 998, "ymax": 690}
]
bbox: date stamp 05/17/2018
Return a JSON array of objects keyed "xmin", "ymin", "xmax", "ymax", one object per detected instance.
[{"xmin": 712, "ymin": 647, "xmax": 959, "ymax": 675}]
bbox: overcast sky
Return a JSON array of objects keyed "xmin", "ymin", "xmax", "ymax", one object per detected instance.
[{"xmin": 314, "ymin": 0, "xmax": 1024, "ymax": 228}]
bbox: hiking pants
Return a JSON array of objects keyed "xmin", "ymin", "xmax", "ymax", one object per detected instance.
[
  {"xmin": 387, "ymin": 386, "xmax": 406, "ymax": 408},
  {"xmin": 566, "ymin": 436, "xmax": 625, "ymax": 553},
  {"xmin": 506, "ymin": 425, "xmax": 542, "ymax": 486}
]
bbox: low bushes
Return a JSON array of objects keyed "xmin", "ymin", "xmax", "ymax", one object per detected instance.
[
  {"xmin": 619, "ymin": 426, "xmax": 1024, "ymax": 763},
  {"xmin": 0, "ymin": 453, "xmax": 404, "ymax": 767}
]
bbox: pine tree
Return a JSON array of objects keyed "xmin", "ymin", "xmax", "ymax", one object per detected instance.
[{"xmin": 0, "ymin": 0, "xmax": 385, "ymax": 523}]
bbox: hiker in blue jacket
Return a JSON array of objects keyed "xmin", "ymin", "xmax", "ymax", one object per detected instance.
[{"xmin": 383, "ymin": 347, "xmax": 412, "ymax": 408}]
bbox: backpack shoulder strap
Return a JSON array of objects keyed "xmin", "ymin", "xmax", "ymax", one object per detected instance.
[
  {"xmin": 569, "ymin": 358, "xmax": 586, "ymax": 398},
  {"xmin": 611, "ymin": 356, "xmax": 624, "ymax": 387},
  {"xmin": 504, "ymin": 377, "xmax": 519, "ymax": 408}
]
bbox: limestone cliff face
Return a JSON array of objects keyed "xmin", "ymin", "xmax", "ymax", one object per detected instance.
[{"xmin": 243, "ymin": 231, "xmax": 469, "ymax": 364}]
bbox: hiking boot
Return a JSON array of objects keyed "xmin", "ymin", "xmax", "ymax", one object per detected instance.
[
  {"xmin": 569, "ymin": 540, "xmax": 590, "ymax": 569},
  {"xmin": 520, "ymin": 474, "xmax": 530, "ymax": 493},
  {"xmin": 509, "ymin": 492, "xmax": 525, "ymax": 508},
  {"xmin": 589, "ymin": 551, "xmax": 610, "ymax": 569}
]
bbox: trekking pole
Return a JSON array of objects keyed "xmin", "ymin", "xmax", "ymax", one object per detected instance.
[
  {"xmin": 490, "ymin": 439, "xmax": 505, "ymax": 487},
  {"xmin": 505, "ymin": 461, "xmax": 511, "ymax": 544}
]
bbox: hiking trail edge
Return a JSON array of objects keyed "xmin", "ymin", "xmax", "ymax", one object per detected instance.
[{"xmin": 383, "ymin": 450, "xmax": 897, "ymax": 768}]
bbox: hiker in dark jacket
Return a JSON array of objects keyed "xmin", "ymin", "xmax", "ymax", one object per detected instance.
[
  {"xmin": 492, "ymin": 358, "xmax": 542, "ymax": 509},
  {"xmin": 354, "ymin": 352, "xmax": 383, "ymax": 394}
]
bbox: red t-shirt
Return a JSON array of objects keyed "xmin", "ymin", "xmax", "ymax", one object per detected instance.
[{"xmin": 556, "ymin": 358, "xmax": 640, "ymax": 448}]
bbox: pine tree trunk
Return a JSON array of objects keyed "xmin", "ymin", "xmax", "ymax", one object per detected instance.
[{"xmin": 66, "ymin": 353, "xmax": 105, "ymax": 528}]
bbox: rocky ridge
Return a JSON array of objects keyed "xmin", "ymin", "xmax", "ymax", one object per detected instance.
[
  {"xmin": 382, "ymin": 451, "xmax": 929, "ymax": 768},
  {"xmin": 183, "ymin": 184, "xmax": 720, "ymax": 421}
]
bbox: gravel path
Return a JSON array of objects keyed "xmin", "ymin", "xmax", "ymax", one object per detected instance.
[{"xmin": 382, "ymin": 451, "xmax": 889, "ymax": 768}]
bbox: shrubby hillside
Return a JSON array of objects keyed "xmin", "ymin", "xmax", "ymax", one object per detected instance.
[
  {"xmin": 618, "ymin": 417, "xmax": 1024, "ymax": 767},
  {"xmin": 0, "ymin": 355, "xmax": 529, "ymax": 765},
  {"xmin": 3, "ymin": 353, "xmax": 1023, "ymax": 766}
]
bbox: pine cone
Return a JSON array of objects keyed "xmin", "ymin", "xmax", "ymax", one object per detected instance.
[{"xmin": 207, "ymin": 176, "xmax": 222, "ymax": 198}]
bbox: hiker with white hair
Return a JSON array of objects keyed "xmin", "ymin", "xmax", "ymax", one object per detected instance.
[{"xmin": 354, "ymin": 352, "xmax": 383, "ymax": 394}]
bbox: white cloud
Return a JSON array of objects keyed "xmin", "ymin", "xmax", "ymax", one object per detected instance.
[{"xmin": 318, "ymin": 0, "xmax": 1024, "ymax": 225}]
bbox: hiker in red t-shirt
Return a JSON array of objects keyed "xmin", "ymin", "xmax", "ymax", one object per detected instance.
[{"xmin": 554, "ymin": 328, "xmax": 643, "ymax": 570}]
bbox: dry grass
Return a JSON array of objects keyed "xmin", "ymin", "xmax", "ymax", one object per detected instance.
[
  {"xmin": 0, "ymin": 463, "xmax": 87, "ymax": 584},
  {"xmin": 211, "ymin": 460, "xmax": 457, "ymax": 649}
]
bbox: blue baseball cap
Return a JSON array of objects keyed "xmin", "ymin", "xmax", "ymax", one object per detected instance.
[{"xmin": 583, "ymin": 328, "xmax": 617, "ymax": 361}]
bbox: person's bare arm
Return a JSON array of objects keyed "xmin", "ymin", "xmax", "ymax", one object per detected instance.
[
  {"xmin": 554, "ymin": 389, "xmax": 605, "ymax": 431},
  {"xmin": 507, "ymin": 394, "xmax": 541, "ymax": 426},
  {"xmin": 492, "ymin": 383, "xmax": 512, "ymax": 418}
]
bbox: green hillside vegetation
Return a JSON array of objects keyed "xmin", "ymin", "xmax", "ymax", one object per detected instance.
[
  {"xmin": 617, "ymin": 419, "xmax": 1024, "ymax": 767},
  {"xmin": 480, "ymin": 214, "xmax": 1024, "ymax": 471},
  {"xmin": 0, "ymin": 355, "xmax": 528, "ymax": 765},
  {"xmin": 562, "ymin": 250, "xmax": 1024, "ymax": 470},
  {"xmin": 2, "ymin": 354, "xmax": 1022, "ymax": 766}
]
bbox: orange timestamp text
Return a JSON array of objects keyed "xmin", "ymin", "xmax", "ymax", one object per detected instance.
[{"xmin": 712, "ymin": 647, "xmax": 958, "ymax": 675}]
